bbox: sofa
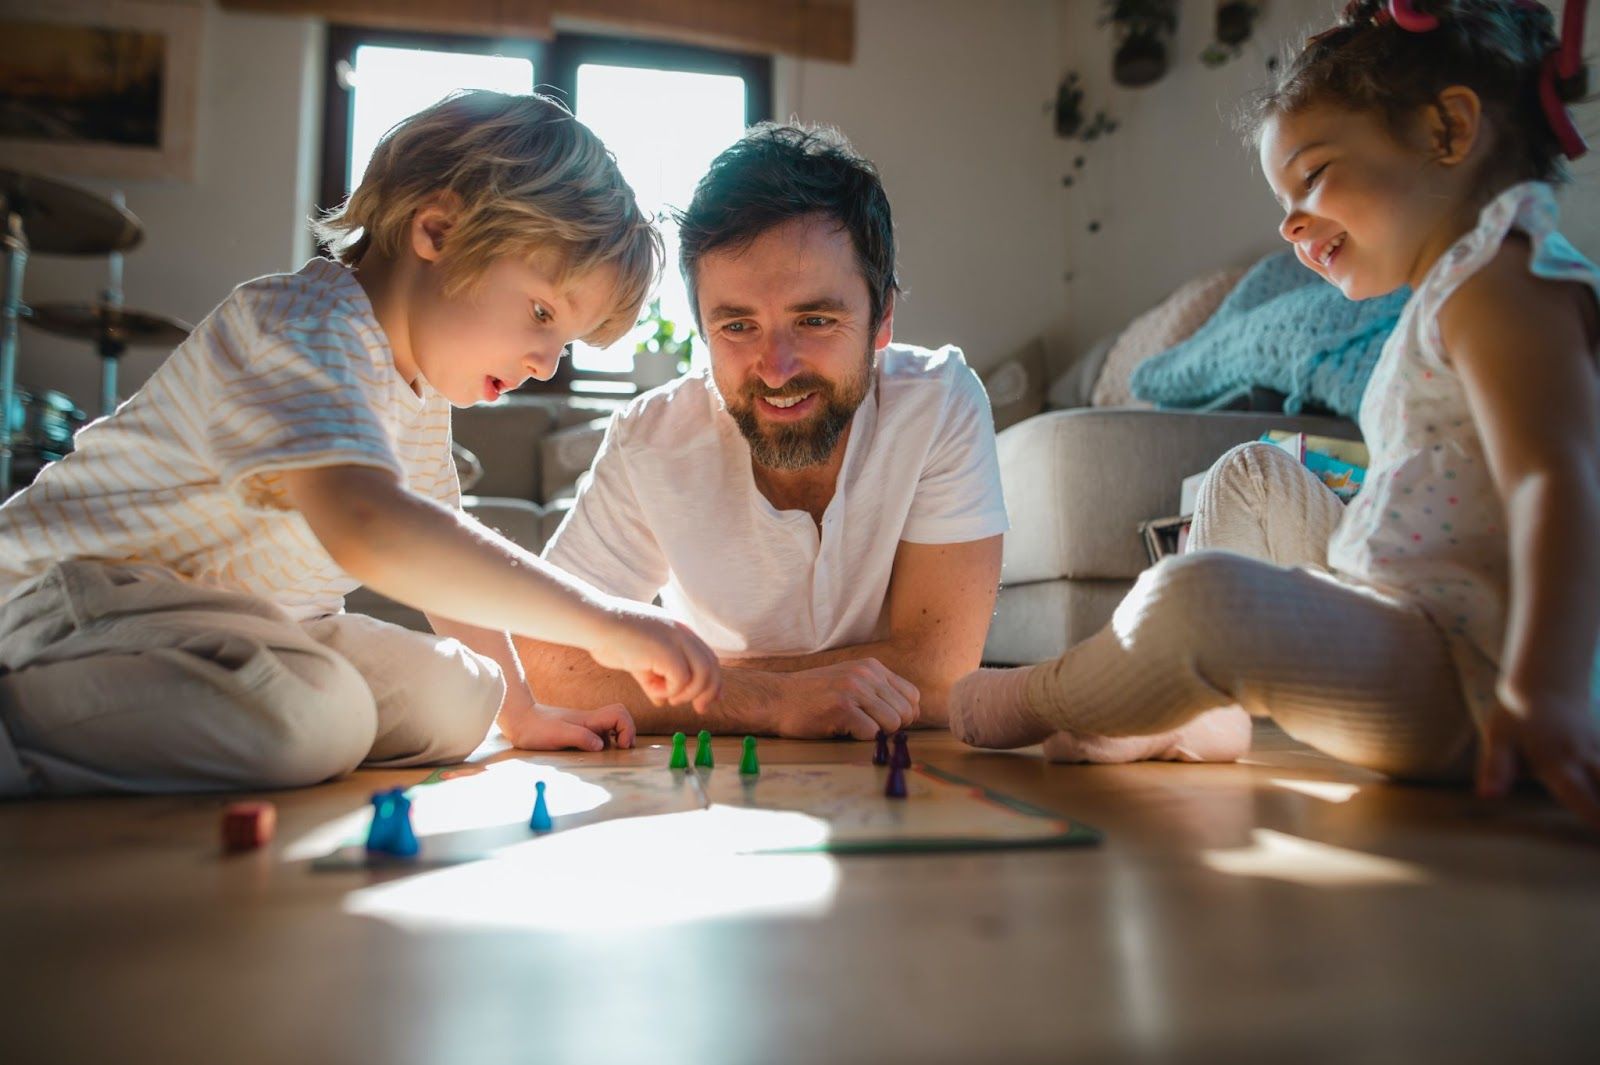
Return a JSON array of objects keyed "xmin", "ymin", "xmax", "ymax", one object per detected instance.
[{"xmin": 977, "ymin": 257, "xmax": 1376, "ymax": 664}]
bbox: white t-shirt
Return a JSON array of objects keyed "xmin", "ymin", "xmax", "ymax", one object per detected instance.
[
  {"xmin": 544, "ymin": 344, "xmax": 1008, "ymax": 657},
  {"xmin": 0, "ymin": 258, "xmax": 458, "ymax": 621}
]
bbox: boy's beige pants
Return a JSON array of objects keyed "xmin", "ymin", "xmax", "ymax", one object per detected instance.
[{"xmin": 0, "ymin": 561, "xmax": 504, "ymax": 797}]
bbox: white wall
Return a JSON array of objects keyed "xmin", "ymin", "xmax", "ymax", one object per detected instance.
[
  {"xmin": 10, "ymin": 5, "xmax": 323, "ymax": 407},
  {"xmin": 10, "ymin": 0, "xmax": 1596, "ymax": 408},
  {"xmin": 776, "ymin": 0, "xmax": 1068, "ymax": 369},
  {"xmin": 1055, "ymin": 0, "xmax": 1600, "ymax": 360}
]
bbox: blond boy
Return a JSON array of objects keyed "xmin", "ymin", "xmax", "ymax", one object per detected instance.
[{"xmin": 0, "ymin": 91, "xmax": 720, "ymax": 797}]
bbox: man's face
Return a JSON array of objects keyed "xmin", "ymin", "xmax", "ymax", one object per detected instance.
[{"xmin": 697, "ymin": 214, "xmax": 893, "ymax": 470}]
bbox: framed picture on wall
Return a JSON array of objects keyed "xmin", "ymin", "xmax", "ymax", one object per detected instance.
[{"xmin": 0, "ymin": 0, "xmax": 202, "ymax": 182}]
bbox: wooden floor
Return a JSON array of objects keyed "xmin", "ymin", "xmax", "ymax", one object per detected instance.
[{"xmin": 3, "ymin": 723, "xmax": 1597, "ymax": 1065}]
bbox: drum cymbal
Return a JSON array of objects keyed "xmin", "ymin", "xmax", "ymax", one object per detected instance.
[
  {"xmin": 0, "ymin": 169, "xmax": 144, "ymax": 255},
  {"xmin": 23, "ymin": 302, "xmax": 192, "ymax": 349}
]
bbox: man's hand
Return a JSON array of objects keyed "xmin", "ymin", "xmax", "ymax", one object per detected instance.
[
  {"xmin": 586, "ymin": 598, "xmax": 723, "ymax": 713},
  {"xmin": 1477, "ymin": 691, "xmax": 1600, "ymax": 832},
  {"xmin": 499, "ymin": 698, "xmax": 637, "ymax": 752},
  {"xmin": 749, "ymin": 659, "xmax": 921, "ymax": 739}
]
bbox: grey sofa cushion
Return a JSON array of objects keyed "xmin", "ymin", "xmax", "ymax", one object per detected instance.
[
  {"xmin": 541, "ymin": 417, "xmax": 610, "ymax": 504},
  {"xmin": 451, "ymin": 398, "xmax": 558, "ymax": 503},
  {"xmin": 984, "ymin": 578, "xmax": 1131, "ymax": 664},
  {"xmin": 999, "ymin": 407, "xmax": 1359, "ymax": 584}
]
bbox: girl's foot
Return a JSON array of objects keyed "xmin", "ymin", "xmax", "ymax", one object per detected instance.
[
  {"xmin": 948, "ymin": 666, "xmax": 1056, "ymax": 749},
  {"xmin": 1041, "ymin": 707, "xmax": 1253, "ymax": 764}
]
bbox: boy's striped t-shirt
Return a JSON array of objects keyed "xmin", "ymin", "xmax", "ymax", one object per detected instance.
[{"xmin": 0, "ymin": 258, "xmax": 458, "ymax": 622}]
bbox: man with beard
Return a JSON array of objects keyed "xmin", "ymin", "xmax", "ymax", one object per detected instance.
[{"xmin": 510, "ymin": 124, "xmax": 1007, "ymax": 739}]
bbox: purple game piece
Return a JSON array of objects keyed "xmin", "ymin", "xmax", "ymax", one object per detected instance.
[
  {"xmin": 872, "ymin": 729, "xmax": 889, "ymax": 766},
  {"xmin": 891, "ymin": 730, "xmax": 911, "ymax": 769},
  {"xmin": 885, "ymin": 763, "xmax": 908, "ymax": 799}
]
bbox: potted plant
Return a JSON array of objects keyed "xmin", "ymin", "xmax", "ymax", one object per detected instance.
[
  {"xmin": 631, "ymin": 298, "xmax": 695, "ymax": 390},
  {"xmin": 1102, "ymin": 0, "xmax": 1178, "ymax": 87}
]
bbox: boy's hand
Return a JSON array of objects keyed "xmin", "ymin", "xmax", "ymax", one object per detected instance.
[
  {"xmin": 499, "ymin": 699, "xmax": 636, "ymax": 752},
  {"xmin": 586, "ymin": 599, "xmax": 722, "ymax": 713},
  {"xmin": 1477, "ymin": 692, "xmax": 1600, "ymax": 832}
]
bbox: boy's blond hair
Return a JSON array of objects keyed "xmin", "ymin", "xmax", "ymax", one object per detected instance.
[{"xmin": 313, "ymin": 90, "xmax": 660, "ymax": 347}]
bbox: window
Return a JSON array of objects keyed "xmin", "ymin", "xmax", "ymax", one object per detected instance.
[{"xmin": 320, "ymin": 28, "xmax": 772, "ymax": 394}]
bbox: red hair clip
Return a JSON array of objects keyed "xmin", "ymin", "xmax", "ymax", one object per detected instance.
[
  {"xmin": 1515, "ymin": 0, "xmax": 1589, "ymax": 159},
  {"xmin": 1384, "ymin": 0, "xmax": 1440, "ymax": 32},
  {"xmin": 1382, "ymin": 0, "xmax": 1588, "ymax": 161}
]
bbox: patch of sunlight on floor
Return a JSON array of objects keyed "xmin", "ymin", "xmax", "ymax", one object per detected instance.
[
  {"xmin": 1270, "ymin": 778, "xmax": 1362, "ymax": 804},
  {"xmin": 341, "ymin": 806, "xmax": 840, "ymax": 933},
  {"xmin": 1201, "ymin": 829, "xmax": 1428, "ymax": 887}
]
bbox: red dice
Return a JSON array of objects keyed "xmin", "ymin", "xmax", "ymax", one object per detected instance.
[{"xmin": 221, "ymin": 801, "xmax": 276, "ymax": 852}]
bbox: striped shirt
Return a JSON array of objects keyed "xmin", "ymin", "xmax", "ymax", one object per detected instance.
[{"xmin": 0, "ymin": 258, "xmax": 458, "ymax": 621}]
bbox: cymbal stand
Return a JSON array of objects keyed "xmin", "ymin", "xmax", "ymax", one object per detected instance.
[
  {"xmin": 0, "ymin": 205, "xmax": 27, "ymax": 499},
  {"xmin": 99, "ymin": 191, "xmax": 126, "ymax": 418}
]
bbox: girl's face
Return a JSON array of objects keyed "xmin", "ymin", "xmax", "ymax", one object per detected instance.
[{"xmin": 1260, "ymin": 104, "xmax": 1457, "ymax": 300}]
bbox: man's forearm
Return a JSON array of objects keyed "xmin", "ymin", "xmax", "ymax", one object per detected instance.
[
  {"xmin": 729, "ymin": 636, "xmax": 966, "ymax": 725},
  {"xmin": 516, "ymin": 636, "xmax": 779, "ymax": 734}
]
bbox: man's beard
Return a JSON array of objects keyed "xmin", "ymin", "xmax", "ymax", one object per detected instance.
[{"xmin": 725, "ymin": 351, "xmax": 872, "ymax": 471}]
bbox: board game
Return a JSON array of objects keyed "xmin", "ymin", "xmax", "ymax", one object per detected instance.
[{"xmin": 312, "ymin": 743, "xmax": 1099, "ymax": 870}]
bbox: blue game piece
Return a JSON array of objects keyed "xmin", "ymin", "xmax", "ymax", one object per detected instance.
[
  {"xmin": 386, "ymin": 790, "xmax": 419, "ymax": 857},
  {"xmin": 885, "ymin": 763, "xmax": 908, "ymax": 799},
  {"xmin": 366, "ymin": 788, "xmax": 418, "ymax": 858},
  {"xmin": 872, "ymin": 729, "xmax": 889, "ymax": 766},
  {"xmin": 530, "ymin": 780, "xmax": 553, "ymax": 833},
  {"xmin": 365, "ymin": 790, "xmax": 397, "ymax": 853}
]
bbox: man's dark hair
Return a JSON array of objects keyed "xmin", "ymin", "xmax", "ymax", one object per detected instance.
[{"xmin": 676, "ymin": 123, "xmax": 900, "ymax": 333}]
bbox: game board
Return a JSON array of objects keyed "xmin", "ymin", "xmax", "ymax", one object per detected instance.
[{"xmin": 312, "ymin": 754, "xmax": 1099, "ymax": 870}]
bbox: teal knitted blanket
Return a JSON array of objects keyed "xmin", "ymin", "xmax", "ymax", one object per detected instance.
[{"xmin": 1130, "ymin": 251, "xmax": 1409, "ymax": 418}]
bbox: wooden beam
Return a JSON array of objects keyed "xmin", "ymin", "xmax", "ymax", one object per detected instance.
[
  {"xmin": 555, "ymin": 1, "xmax": 853, "ymax": 62},
  {"xmin": 218, "ymin": 0, "xmax": 554, "ymax": 39},
  {"xmin": 219, "ymin": 0, "xmax": 853, "ymax": 60}
]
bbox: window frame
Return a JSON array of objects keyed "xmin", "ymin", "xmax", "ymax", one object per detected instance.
[{"xmin": 317, "ymin": 24, "xmax": 773, "ymax": 395}]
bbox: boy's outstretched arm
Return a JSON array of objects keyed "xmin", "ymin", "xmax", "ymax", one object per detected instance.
[
  {"xmin": 426, "ymin": 612, "xmax": 635, "ymax": 751},
  {"xmin": 279, "ymin": 463, "xmax": 722, "ymax": 717}
]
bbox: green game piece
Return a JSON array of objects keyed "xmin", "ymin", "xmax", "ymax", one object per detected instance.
[
  {"xmin": 669, "ymin": 732, "xmax": 688, "ymax": 770},
  {"xmin": 739, "ymin": 735, "xmax": 760, "ymax": 775},
  {"xmin": 694, "ymin": 729, "xmax": 714, "ymax": 768}
]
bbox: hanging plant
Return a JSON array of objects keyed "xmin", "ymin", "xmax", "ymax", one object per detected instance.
[
  {"xmin": 1102, "ymin": 0, "xmax": 1178, "ymax": 88},
  {"xmin": 1201, "ymin": 1, "xmax": 1262, "ymax": 68}
]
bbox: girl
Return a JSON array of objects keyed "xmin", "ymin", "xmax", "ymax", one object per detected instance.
[{"xmin": 949, "ymin": 0, "xmax": 1600, "ymax": 830}]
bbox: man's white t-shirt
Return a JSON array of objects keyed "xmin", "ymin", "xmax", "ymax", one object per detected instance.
[{"xmin": 544, "ymin": 344, "xmax": 1008, "ymax": 657}]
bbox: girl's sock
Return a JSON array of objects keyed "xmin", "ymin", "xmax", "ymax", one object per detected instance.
[
  {"xmin": 1041, "ymin": 707, "xmax": 1252, "ymax": 764},
  {"xmin": 947, "ymin": 666, "xmax": 1056, "ymax": 749}
]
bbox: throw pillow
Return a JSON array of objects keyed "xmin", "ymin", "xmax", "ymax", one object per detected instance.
[
  {"xmin": 979, "ymin": 337, "xmax": 1047, "ymax": 431},
  {"xmin": 1090, "ymin": 267, "xmax": 1247, "ymax": 407},
  {"xmin": 1045, "ymin": 331, "xmax": 1117, "ymax": 410}
]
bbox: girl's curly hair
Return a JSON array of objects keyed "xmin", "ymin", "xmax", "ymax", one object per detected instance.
[{"xmin": 1241, "ymin": 0, "xmax": 1589, "ymax": 185}]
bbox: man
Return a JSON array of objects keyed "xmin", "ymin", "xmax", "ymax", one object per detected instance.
[{"xmin": 511, "ymin": 124, "xmax": 1007, "ymax": 739}]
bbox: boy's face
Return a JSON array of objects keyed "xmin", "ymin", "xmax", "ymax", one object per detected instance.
[
  {"xmin": 403, "ymin": 238, "xmax": 618, "ymax": 408},
  {"xmin": 1259, "ymin": 104, "xmax": 1446, "ymax": 300},
  {"xmin": 698, "ymin": 214, "xmax": 893, "ymax": 471}
]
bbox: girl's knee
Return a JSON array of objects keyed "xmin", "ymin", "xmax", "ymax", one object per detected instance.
[{"xmin": 1118, "ymin": 552, "xmax": 1259, "ymax": 637}]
